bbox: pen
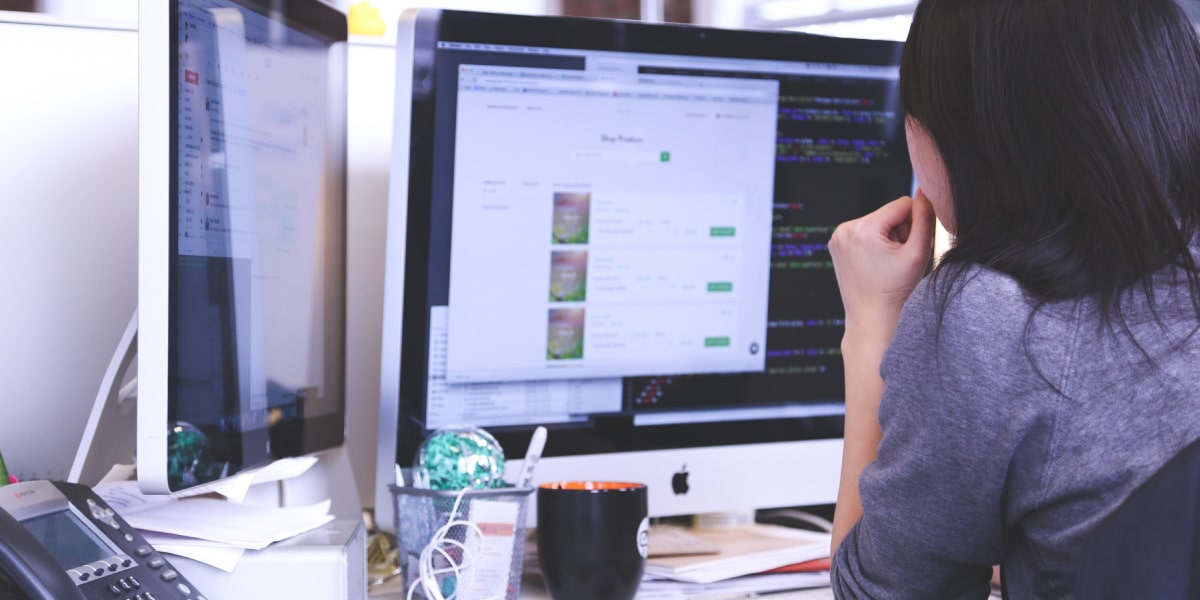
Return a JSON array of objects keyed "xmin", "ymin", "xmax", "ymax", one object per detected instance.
[{"xmin": 516, "ymin": 426, "xmax": 547, "ymax": 488}]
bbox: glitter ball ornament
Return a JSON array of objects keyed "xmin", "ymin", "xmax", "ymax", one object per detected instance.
[{"xmin": 415, "ymin": 425, "xmax": 507, "ymax": 490}]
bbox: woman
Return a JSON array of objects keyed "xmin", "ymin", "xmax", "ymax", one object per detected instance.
[{"xmin": 827, "ymin": 0, "xmax": 1200, "ymax": 597}]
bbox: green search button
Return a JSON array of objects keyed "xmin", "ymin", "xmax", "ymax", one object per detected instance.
[
  {"xmin": 705, "ymin": 337, "xmax": 731, "ymax": 347},
  {"xmin": 707, "ymin": 282, "xmax": 733, "ymax": 292},
  {"xmin": 710, "ymin": 227, "xmax": 736, "ymax": 237}
]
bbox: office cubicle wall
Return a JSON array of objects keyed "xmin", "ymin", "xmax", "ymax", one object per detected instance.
[
  {"xmin": 0, "ymin": 12, "xmax": 139, "ymax": 482},
  {"xmin": 0, "ymin": 11, "xmax": 397, "ymax": 507}
]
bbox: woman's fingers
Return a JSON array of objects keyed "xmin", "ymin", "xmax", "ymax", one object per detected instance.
[{"xmin": 829, "ymin": 193, "xmax": 935, "ymax": 330}]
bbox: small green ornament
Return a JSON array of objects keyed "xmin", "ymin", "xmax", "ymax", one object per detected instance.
[
  {"xmin": 168, "ymin": 422, "xmax": 223, "ymax": 489},
  {"xmin": 415, "ymin": 425, "xmax": 506, "ymax": 490}
]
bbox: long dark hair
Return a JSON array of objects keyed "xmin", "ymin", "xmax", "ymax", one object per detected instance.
[{"xmin": 901, "ymin": 0, "xmax": 1200, "ymax": 321}]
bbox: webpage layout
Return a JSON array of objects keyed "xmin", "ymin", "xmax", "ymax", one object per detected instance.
[
  {"xmin": 444, "ymin": 64, "xmax": 779, "ymax": 383},
  {"xmin": 426, "ymin": 307, "xmax": 623, "ymax": 430}
]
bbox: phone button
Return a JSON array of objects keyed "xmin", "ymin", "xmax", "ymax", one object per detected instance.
[
  {"xmin": 135, "ymin": 545, "xmax": 152, "ymax": 557},
  {"xmin": 160, "ymin": 568, "xmax": 178, "ymax": 582},
  {"xmin": 147, "ymin": 557, "xmax": 166, "ymax": 569}
]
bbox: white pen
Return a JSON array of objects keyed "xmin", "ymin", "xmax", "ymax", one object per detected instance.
[{"xmin": 516, "ymin": 426, "xmax": 548, "ymax": 488}]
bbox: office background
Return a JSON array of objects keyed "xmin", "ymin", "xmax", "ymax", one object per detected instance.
[{"xmin": 13, "ymin": 0, "xmax": 1188, "ymax": 511}]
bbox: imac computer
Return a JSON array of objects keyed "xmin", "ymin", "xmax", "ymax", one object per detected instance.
[
  {"xmin": 138, "ymin": 0, "xmax": 349, "ymax": 497},
  {"xmin": 376, "ymin": 9, "xmax": 912, "ymax": 532}
]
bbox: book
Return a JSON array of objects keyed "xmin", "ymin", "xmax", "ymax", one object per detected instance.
[
  {"xmin": 643, "ymin": 524, "xmax": 832, "ymax": 584},
  {"xmin": 649, "ymin": 524, "xmax": 722, "ymax": 557}
]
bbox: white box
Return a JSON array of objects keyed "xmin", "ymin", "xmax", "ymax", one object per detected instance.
[{"xmin": 170, "ymin": 519, "xmax": 367, "ymax": 600}]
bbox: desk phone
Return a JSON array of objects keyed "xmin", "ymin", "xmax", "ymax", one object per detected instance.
[{"xmin": 0, "ymin": 480, "xmax": 206, "ymax": 600}]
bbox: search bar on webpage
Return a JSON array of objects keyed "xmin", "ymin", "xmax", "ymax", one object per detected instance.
[{"xmin": 571, "ymin": 149, "xmax": 670, "ymax": 163}]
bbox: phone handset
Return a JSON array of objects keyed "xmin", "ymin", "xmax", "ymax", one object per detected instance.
[{"xmin": 0, "ymin": 506, "xmax": 86, "ymax": 600}]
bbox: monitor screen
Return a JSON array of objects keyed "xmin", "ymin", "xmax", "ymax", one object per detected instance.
[
  {"xmin": 138, "ymin": 0, "xmax": 348, "ymax": 493},
  {"xmin": 378, "ymin": 9, "xmax": 910, "ymax": 529}
]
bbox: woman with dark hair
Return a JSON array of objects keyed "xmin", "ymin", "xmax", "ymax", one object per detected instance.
[{"xmin": 827, "ymin": 0, "xmax": 1200, "ymax": 597}]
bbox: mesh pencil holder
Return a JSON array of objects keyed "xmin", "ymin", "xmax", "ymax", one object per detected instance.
[{"xmin": 390, "ymin": 484, "xmax": 534, "ymax": 600}]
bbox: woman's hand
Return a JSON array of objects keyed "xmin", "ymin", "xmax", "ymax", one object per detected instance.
[
  {"xmin": 829, "ymin": 189, "xmax": 936, "ymax": 554},
  {"xmin": 829, "ymin": 190, "xmax": 936, "ymax": 343}
]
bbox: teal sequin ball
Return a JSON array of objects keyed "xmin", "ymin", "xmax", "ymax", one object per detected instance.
[{"xmin": 416, "ymin": 426, "xmax": 507, "ymax": 490}]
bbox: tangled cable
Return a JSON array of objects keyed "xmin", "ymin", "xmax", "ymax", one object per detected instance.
[{"xmin": 406, "ymin": 487, "xmax": 503, "ymax": 600}]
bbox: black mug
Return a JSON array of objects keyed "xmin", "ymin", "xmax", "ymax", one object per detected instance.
[{"xmin": 537, "ymin": 481, "xmax": 649, "ymax": 600}]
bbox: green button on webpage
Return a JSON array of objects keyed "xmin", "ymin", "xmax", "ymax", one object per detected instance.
[
  {"xmin": 707, "ymin": 282, "xmax": 733, "ymax": 292},
  {"xmin": 705, "ymin": 337, "xmax": 731, "ymax": 347},
  {"xmin": 710, "ymin": 227, "xmax": 736, "ymax": 237}
]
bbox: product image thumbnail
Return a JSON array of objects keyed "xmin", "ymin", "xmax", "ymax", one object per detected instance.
[
  {"xmin": 549, "ymin": 251, "xmax": 588, "ymax": 302},
  {"xmin": 546, "ymin": 308, "xmax": 586, "ymax": 360},
  {"xmin": 551, "ymin": 192, "xmax": 591, "ymax": 244}
]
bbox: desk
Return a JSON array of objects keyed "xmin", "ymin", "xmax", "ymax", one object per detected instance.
[
  {"xmin": 368, "ymin": 575, "xmax": 842, "ymax": 599},
  {"xmin": 365, "ymin": 555, "xmax": 837, "ymax": 599},
  {"xmin": 366, "ymin": 521, "xmax": 838, "ymax": 599},
  {"xmin": 367, "ymin": 572, "xmax": 550, "ymax": 599}
]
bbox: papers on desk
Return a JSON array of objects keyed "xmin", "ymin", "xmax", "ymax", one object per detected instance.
[
  {"xmin": 638, "ymin": 571, "xmax": 832, "ymax": 599},
  {"xmin": 120, "ymin": 495, "xmax": 334, "ymax": 550},
  {"xmin": 644, "ymin": 524, "xmax": 831, "ymax": 585},
  {"xmin": 138, "ymin": 532, "xmax": 247, "ymax": 572},
  {"xmin": 95, "ymin": 473, "xmax": 334, "ymax": 573}
]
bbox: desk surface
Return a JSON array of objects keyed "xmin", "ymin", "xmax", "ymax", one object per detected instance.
[
  {"xmin": 366, "ymin": 522, "xmax": 838, "ymax": 599},
  {"xmin": 367, "ymin": 576, "xmax": 839, "ymax": 600},
  {"xmin": 368, "ymin": 573, "xmax": 550, "ymax": 599}
]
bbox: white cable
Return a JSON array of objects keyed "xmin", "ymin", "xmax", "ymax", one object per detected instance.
[
  {"xmin": 759, "ymin": 508, "xmax": 835, "ymax": 533},
  {"xmin": 405, "ymin": 487, "xmax": 505, "ymax": 600}
]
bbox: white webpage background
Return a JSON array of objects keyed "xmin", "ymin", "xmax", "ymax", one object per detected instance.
[
  {"xmin": 445, "ymin": 65, "xmax": 779, "ymax": 383},
  {"xmin": 426, "ymin": 306, "xmax": 622, "ymax": 430}
]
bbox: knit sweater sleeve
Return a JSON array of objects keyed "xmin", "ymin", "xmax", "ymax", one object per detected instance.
[{"xmin": 830, "ymin": 269, "xmax": 1067, "ymax": 599}]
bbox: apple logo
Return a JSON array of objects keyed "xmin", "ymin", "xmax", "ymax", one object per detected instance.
[{"xmin": 671, "ymin": 464, "xmax": 690, "ymax": 495}]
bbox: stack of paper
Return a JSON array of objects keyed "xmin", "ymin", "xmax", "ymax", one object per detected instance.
[
  {"xmin": 643, "ymin": 524, "xmax": 831, "ymax": 584},
  {"xmin": 94, "ymin": 458, "xmax": 334, "ymax": 572},
  {"xmin": 637, "ymin": 571, "xmax": 832, "ymax": 599}
]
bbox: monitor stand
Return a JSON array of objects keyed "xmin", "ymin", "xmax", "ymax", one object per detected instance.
[
  {"xmin": 69, "ymin": 310, "xmax": 139, "ymax": 487},
  {"xmin": 69, "ymin": 309, "xmax": 361, "ymax": 520},
  {"xmin": 68, "ymin": 312, "xmax": 366, "ymax": 599}
]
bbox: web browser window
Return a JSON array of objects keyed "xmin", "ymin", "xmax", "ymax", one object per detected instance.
[{"xmin": 445, "ymin": 62, "xmax": 780, "ymax": 383}]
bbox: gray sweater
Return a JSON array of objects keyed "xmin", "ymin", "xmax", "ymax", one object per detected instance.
[{"xmin": 830, "ymin": 265, "xmax": 1200, "ymax": 599}]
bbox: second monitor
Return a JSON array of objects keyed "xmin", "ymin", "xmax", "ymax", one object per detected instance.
[{"xmin": 377, "ymin": 9, "xmax": 911, "ymax": 532}]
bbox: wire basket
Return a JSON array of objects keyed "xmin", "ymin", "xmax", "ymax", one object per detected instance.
[{"xmin": 390, "ymin": 484, "xmax": 534, "ymax": 600}]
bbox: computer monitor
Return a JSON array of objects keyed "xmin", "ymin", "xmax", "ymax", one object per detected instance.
[
  {"xmin": 375, "ymin": 9, "xmax": 911, "ymax": 532},
  {"xmin": 138, "ymin": 0, "xmax": 348, "ymax": 494}
]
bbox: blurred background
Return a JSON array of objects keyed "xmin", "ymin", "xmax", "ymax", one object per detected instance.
[{"xmin": 0, "ymin": 0, "xmax": 918, "ymax": 40}]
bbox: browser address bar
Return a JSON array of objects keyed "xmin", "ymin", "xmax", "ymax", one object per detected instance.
[{"xmin": 471, "ymin": 77, "xmax": 777, "ymax": 100}]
